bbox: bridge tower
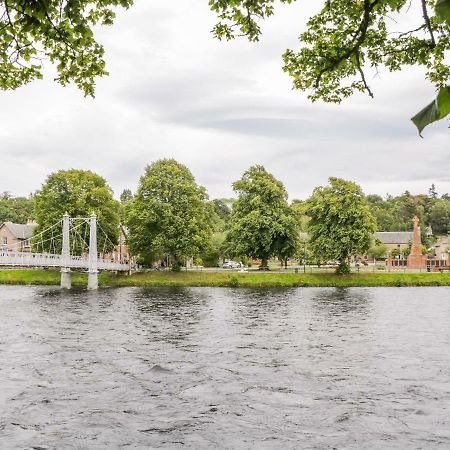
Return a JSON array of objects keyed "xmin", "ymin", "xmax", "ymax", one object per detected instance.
[
  {"xmin": 60, "ymin": 212, "xmax": 71, "ymax": 289},
  {"xmin": 87, "ymin": 212, "xmax": 98, "ymax": 290}
]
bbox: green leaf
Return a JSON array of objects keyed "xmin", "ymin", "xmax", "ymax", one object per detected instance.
[
  {"xmin": 411, "ymin": 86, "xmax": 450, "ymax": 135},
  {"xmin": 435, "ymin": 0, "xmax": 450, "ymax": 25}
]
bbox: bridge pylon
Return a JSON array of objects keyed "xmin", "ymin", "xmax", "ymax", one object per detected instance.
[
  {"xmin": 87, "ymin": 212, "xmax": 98, "ymax": 290},
  {"xmin": 60, "ymin": 212, "xmax": 71, "ymax": 289}
]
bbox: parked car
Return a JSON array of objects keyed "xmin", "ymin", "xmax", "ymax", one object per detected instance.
[{"xmin": 223, "ymin": 260, "xmax": 242, "ymax": 269}]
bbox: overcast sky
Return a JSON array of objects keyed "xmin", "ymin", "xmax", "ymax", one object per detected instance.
[{"xmin": 0, "ymin": 0, "xmax": 449, "ymax": 201}]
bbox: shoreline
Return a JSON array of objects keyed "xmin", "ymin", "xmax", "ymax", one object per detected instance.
[{"xmin": 1, "ymin": 269, "xmax": 450, "ymax": 288}]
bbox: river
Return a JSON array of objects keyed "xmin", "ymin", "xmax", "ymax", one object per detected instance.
[{"xmin": 0, "ymin": 286, "xmax": 449, "ymax": 449}]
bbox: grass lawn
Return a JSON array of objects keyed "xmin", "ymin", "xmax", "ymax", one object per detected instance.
[{"xmin": 1, "ymin": 269, "xmax": 450, "ymax": 288}]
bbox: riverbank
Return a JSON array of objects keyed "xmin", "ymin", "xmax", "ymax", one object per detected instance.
[{"xmin": 1, "ymin": 269, "xmax": 450, "ymax": 287}]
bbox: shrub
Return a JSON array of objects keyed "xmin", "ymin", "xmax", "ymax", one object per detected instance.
[{"xmin": 335, "ymin": 262, "xmax": 351, "ymax": 275}]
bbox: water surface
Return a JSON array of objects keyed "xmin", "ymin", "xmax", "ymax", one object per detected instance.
[{"xmin": 0, "ymin": 286, "xmax": 449, "ymax": 448}]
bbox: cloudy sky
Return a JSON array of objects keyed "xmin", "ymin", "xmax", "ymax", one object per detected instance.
[{"xmin": 0, "ymin": 0, "xmax": 449, "ymax": 201}]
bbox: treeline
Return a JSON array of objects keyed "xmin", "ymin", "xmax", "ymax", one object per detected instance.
[
  {"xmin": 2, "ymin": 162, "xmax": 450, "ymax": 273},
  {"xmin": 3, "ymin": 179, "xmax": 449, "ymax": 236},
  {"xmin": 367, "ymin": 185, "xmax": 450, "ymax": 235}
]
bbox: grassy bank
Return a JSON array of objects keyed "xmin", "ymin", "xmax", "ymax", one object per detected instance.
[
  {"xmin": 1, "ymin": 269, "xmax": 450, "ymax": 288},
  {"xmin": 0, "ymin": 269, "xmax": 88, "ymax": 287}
]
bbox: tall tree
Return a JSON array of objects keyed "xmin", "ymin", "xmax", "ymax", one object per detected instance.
[
  {"xmin": 119, "ymin": 188, "xmax": 133, "ymax": 223},
  {"xmin": 126, "ymin": 159, "xmax": 213, "ymax": 268},
  {"xmin": 34, "ymin": 170, "xmax": 120, "ymax": 253},
  {"xmin": 120, "ymin": 188, "xmax": 133, "ymax": 203},
  {"xmin": 224, "ymin": 165, "xmax": 298, "ymax": 267},
  {"xmin": 307, "ymin": 177, "xmax": 376, "ymax": 273},
  {"xmin": 211, "ymin": 0, "xmax": 450, "ymax": 133},
  {"xmin": 429, "ymin": 184, "xmax": 438, "ymax": 200}
]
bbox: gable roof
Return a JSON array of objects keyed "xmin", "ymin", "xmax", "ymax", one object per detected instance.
[
  {"xmin": 1, "ymin": 222, "xmax": 37, "ymax": 240},
  {"xmin": 373, "ymin": 231, "xmax": 413, "ymax": 244}
]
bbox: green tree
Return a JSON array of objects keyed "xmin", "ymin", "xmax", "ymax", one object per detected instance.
[
  {"xmin": 34, "ymin": 169, "xmax": 120, "ymax": 254},
  {"xmin": 0, "ymin": 0, "xmax": 132, "ymax": 96},
  {"xmin": 210, "ymin": 0, "xmax": 450, "ymax": 133},
  {"xmin": 429, "ymin": 199, "xmax": 450, "ymax": 234},
  {"xmin": 224, "ymin": 165, "xmax": 298, "ymax": 267},
  {"xmin": 0, "ymin": 194, "xmax": 34, "ymax": 224},
  {"xmin": 120, "ymin": 188, "xmax": 133, "ymax": 203},
  {"xmin": 367, "ymin": 241, "xmax": 388, "ymax": 261},
  {"xmin": 119, "ymin": 188, "xmax": 133, "ymax": 223},
  {"xmin": 307, "ymin": 177, "xmax": 376, "ymax": 273},
  {"xmin": 201, "ymin": 231, "xmax": 226, "ymax": 267},
  {"xmin": 388, "ymin": 192, "xmax": 428, "ymax": 231},
  {"xmin": 213, "ymin": 199, "xmax": 232, "ymax": 222},
  {"xmin": 211, "ymin": 198, "xmax": 233, "ymax": 231},
  {"xmin": 291, "ymin": 199, "xmax": 311, "ymax": 232},
  {"xmin": 366, "ymin": 194, "xmax": 396, "ymax": 231},
  {"xmin": 429, "ymin": 184, "xmax": 438, "ymax": 200},
  {"xmin": 126, "ymin": 159, "xmax": 213, "ymax": 269}
]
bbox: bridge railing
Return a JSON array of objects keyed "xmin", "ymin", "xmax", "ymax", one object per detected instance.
[
  {"xmin": 0, "ymin": 251, "xmax": 62, "ymax": 267},
  {"xmin": 0, "ymin": 251, "xmax": 130, "ymax": 272}
]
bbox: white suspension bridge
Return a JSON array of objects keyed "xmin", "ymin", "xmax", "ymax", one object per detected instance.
[{"xmin": 0, "ymin": 213, "xmax": 131, "ymax": 289}]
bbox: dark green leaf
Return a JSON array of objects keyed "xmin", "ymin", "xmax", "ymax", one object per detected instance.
[
  {"xmin": 435, "ymin": 0, "xmax": 450, "ymax": 25},
  {"xmin": 411, "ymin": 86, "xmax": 450, "ymax": 135}
]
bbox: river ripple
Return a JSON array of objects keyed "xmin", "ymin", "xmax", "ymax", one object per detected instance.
[{"xmin": 0, "ymin": 286, "xmax": 450, "ymax": 449}]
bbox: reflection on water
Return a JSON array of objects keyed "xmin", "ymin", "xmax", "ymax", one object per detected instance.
[
  {"xmin": 0, "ymin": 286, "xmax": 450, "ymax": 449},
  {"xmin": 311, "ymin": 287, "xmax": 371, "ymax": 315}
]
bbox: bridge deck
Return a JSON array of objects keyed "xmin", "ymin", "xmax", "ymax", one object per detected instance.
[{"xmin": 0, "ymin": 252, "xmax": 130, "ymax": 272}]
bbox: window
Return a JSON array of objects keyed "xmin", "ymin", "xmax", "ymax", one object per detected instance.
[{"xmin": 2, "ymin": 236, "xmax": 7, "ymax": 245}]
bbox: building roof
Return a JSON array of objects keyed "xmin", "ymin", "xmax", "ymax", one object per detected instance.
[
  {"xmin": 373, "ymin": 231, "xmax": 413, "ymax": 244},
  {"xmin": 1, "ymin": 222, "xmax": 38, "ymax": 240}
]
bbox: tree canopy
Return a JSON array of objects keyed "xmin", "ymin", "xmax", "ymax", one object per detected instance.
[
  {"xmin": 33, "ymin": 169, "xmax": 120, "ymax": 253},
  {"xmin": 0, "ymin": 192, "xmax": 33, "ymax": 224},
  {"xmin": 211, "ymin": 0, "xmax": 450, "ymax": 133},
  {"xmin": 307, "ymin": 177, "xmax": 376, "ymax": 271},
  {"xmin": 126, "ymin": 159, "xmax": 213, "ymax": 268},
  {"xmin": 119, "ymin": 188, "xmax": 133, "ymax": 223},
  {"xmin": 0, "ymin": 0, "xmax": 131, "ymax": 96},
  {"xmin": 224, "ymin": 165, "xmax": 298, "ymax": 266},
  {"xmin": 365, "ymin": 187, "xmax": 450, "ymax": 234},
  {"xmin": 429, "ymin": 198, "xmax": 450, "ymax": 234}
]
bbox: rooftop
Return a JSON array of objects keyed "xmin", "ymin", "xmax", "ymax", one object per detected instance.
[
  {"xmin": 373, "ymin": 231, "xmax": 413, "ymax": 244},
  {"xmin": 1, "ymin": 222, "xmax": 38, "ymax": 240}
]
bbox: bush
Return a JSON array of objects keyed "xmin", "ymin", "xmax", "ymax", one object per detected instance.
[
  {"xmin": 194, "ymin": 257, "xmax": 203, "ymax": 266},
  {"xmin": 335, "ymin": 262, "xmax": 351, "ymax": 274},
  {"xmin": 201, "ymin": 250, "xmax": 220, "ymax": 267}
]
